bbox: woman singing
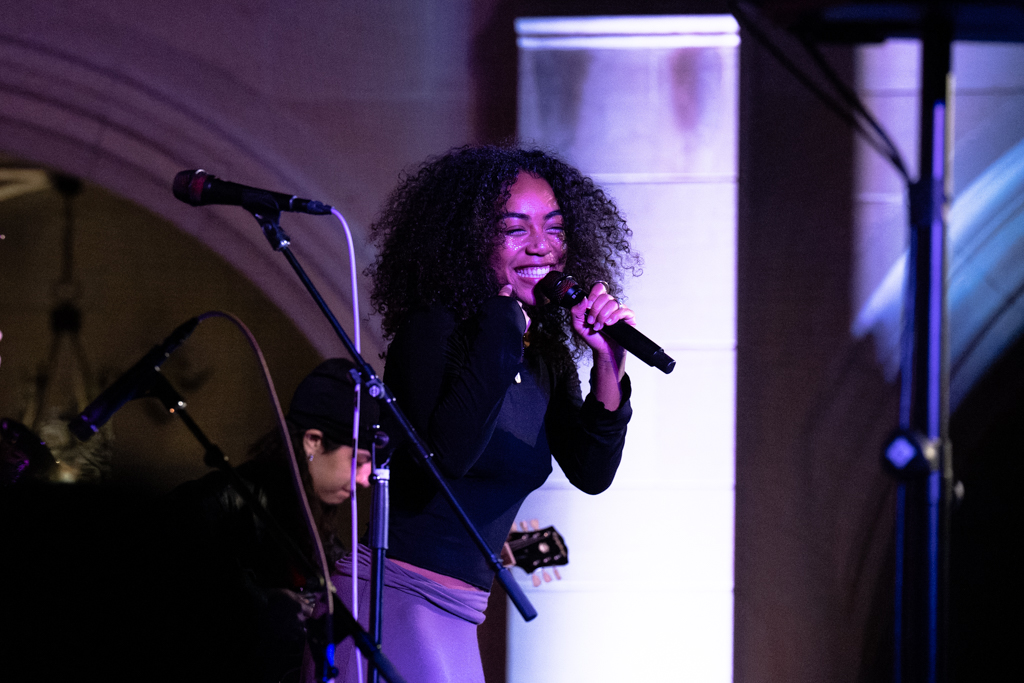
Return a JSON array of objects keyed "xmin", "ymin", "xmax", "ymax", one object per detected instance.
[{"xmin": 316, "ymin": 144, "xmax": 640, "ymax": 683}]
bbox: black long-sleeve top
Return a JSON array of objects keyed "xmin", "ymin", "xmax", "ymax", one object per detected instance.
[{"xmin": 384, "ymin": 296, "xmax": 632, "ymax": 589}]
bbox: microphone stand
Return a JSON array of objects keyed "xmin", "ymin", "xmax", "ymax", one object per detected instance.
[
  {"xmin": 368, "ymin": 433, "xmax": 390, "ymax": 683},
  {"xmin": 249, "ymin": 207, "xmax": 538, "ymax": 679}
]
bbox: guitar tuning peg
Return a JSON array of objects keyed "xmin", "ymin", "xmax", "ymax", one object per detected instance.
[
  {"xmin": 553, "ymin": 568, "xmax": 561, "ymax": 581},
  {"xmin": 530, "ymin": 518, "xmax": 540, "ymax": 530},
  {"xmin": 542, "ymin": 569, "xmax": 552, "ymax": 583},
  {"xmin": 519, "ymin": 520, "xmax": 529, "ymax": 532},
  {"xmin": 532, "ymin": 573, "xmax": 541, "ymax": 587}
]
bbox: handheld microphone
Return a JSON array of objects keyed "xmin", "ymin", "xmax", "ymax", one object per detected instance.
[
  {"xmin": 68, "ymin": 317, "xmax": 201, "ymax": 441},
  {"xmin": 172, "ymin": 169, "xmax": 333, "ymax": 215},
  {"xmin": 539, "ymin": 271, "xmax": 675, "ymax": 374}
]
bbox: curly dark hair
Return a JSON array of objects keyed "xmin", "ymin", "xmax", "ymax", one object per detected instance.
[{"xmin": 366, "ymin": 144, "xmax": 641, "ymax": 361}]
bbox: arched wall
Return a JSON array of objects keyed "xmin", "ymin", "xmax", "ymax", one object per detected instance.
[
  {"xmin": 0, "ymin": 26, "xmax": 383, "ymax": 360},
  {"xmin": 0, "ymin": 1, "xmax": 487, "ymax": 364}
]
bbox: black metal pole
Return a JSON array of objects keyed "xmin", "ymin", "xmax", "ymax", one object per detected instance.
[
  {"xmin": 368, "ymin": 462, "xmax": 389, "ymax": 683},
  {"xmin": 896, "ymin": 7, "xmax": 953, "ymax": 683}
]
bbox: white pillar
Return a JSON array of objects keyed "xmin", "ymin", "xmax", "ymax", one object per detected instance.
[{"xmin": 511, "ymin": 16, "xmax": 738, "ymax": 682}]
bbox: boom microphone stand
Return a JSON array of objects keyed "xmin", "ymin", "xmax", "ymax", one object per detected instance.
[{"xmin": 244, "ymin": 205, "xmax": 539, "ymax": 680}]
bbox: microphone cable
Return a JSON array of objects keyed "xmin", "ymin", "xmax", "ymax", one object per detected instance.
[{"xmin": 331, "ymin": 205, "xmax": 365, "ymax": 683}]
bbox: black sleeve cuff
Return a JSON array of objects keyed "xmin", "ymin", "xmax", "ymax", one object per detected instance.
[{"xmin": 581, "ymin": 371, "xmax": 633, "ymax": 426}]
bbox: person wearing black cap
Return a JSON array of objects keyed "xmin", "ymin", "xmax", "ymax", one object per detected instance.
[
  {"xmin": 156, "ymin": 357, "xmax": 379, "ymax": 683},
  {"xmin": 287, "ymin": 358, "xmax": 376, "ymax": 508}
]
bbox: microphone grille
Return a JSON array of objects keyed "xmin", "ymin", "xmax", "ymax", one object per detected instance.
[
  {"xmin": 172, "ymin": 169, "xmax": 208, "ymax": 206},
  {"xmin": 539, "ymin": 271, "xmax": 585, "ymax": 309}
]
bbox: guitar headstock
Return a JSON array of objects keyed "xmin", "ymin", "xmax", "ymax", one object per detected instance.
[{"xmin": 504, "ymin": 520, "xmax": 568, "ymax": 580}]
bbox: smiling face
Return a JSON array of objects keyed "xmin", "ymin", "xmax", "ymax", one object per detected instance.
[{"xmin": 492, "ymin": 172, "xmax": 567, "ymax": 306}]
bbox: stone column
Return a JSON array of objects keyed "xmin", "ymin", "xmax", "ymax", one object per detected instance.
[{"xmin": 512, "ymin": 15, "xmax": 738, "ymax": 682}]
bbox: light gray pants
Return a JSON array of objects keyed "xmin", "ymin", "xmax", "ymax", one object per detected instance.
[{"xmin": 304, "ymin": 545, "xmax": 490, "ymax": 683}]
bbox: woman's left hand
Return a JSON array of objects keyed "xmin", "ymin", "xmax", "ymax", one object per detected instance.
[{"xmin": 570, "ymin": 282, "xmax": 634, "ymax": 367}]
